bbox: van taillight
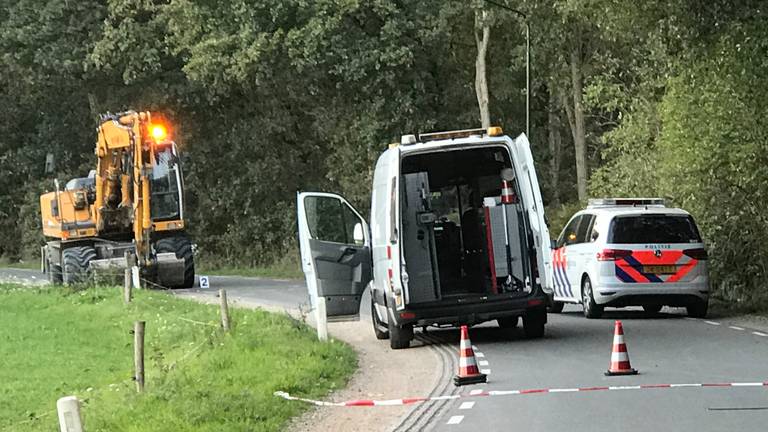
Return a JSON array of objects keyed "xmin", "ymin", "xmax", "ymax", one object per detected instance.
[
  {"xmin": 597, "ymin": 249, "xmax": 632, "ymax": 261},
  {"xmin": 684, "ymin": 248, "xmax": 708, "ymax": 260}
]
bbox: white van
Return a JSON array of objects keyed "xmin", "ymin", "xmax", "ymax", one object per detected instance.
[{"xmin": 297, "ymin": 127, "xmax": 554, "ymax": 349}]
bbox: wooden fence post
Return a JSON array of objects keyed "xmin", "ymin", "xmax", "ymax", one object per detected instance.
[
  {"xmin": 123, "ymin": 251, "xmax": 134, "ymax": 303},
  {"xmin": 219, "ymin": 289, "xmax": 230, "ymax": 331},
  {"xmin": 134, "ymin": 321, "xmax": 145, "ymax": 392}
]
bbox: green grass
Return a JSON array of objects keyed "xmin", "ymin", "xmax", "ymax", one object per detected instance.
[
  {"xmin": 0, "ymin": 284, "xmax": 356, "ymax": 432},
  {"xmin": 0, "ymin": 256, "xmax": 40, "ymax": 270}
]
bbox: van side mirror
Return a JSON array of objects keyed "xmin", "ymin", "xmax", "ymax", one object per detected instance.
[
  {"xmin": 353, "ymin": 223, "xmax": 364, "ymax": 245},
  {"xmin": 550, "ymin": 239, "xmax": 557, "ymax": 249}
]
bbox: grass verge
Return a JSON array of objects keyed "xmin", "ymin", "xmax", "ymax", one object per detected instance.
[
  {"xmin": 0, "ymin": 284, "xmax": 355, "ymax": 432},
  {"xmin": 0, "ymin": 256, "xmax": 40, "ymax": 270}
]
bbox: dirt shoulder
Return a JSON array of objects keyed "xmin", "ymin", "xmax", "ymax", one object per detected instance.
[{"xmin": 175, "ymin": 293, "xmax": 440, "ymax": 432}]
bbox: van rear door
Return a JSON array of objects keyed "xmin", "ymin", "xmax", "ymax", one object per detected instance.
[
  {"xmin": 297, "ymin": 192, "xmax": 372, "ymax": 320},
  {"xmin": 508, "ymin": 134, "xmax": 554, "ymax": 294}
]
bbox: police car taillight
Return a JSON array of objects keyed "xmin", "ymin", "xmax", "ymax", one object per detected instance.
[
  {"xmin": 683, "ymin": 248, "xmax": 708, "ymax": 260},
  {"xmin": 597, "ymin": 249, "xmax": 632, "ymax": 261}
]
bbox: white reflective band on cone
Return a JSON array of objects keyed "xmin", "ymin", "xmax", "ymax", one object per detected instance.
[{"xmin": 611, "ymin": 352, "xmax": 630, "ymax": 362}]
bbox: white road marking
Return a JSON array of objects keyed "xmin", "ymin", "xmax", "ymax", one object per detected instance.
[
  {"xmin": 480, "ymin": 369, "xmax": 491, "ymax": 375},
  {"xmin": 752, "ymin": 332, "xmax": 768, "ymax": 337},
  {"xmin": 729, "ymin": 326, "xmax": 745, "ymax": 331},
  {"xmin": 475, "ymin": 352, "xmax": 485, "ymax": 358},
  {"xmin": 447, "ymin": 415, "xmax": 464, "ymax": 425},
  {"xmin": 478, "ymin": 360, "xmax": 489, "ymax": 366},
  {"xmin": 705, "ymin": 321, "xmax": 721, "ymax": 326},
  {"xmin": 684, "ymin": 317, "xmax": 700, "ymax": 321},
  {"xmin": 459, "ymin": 401, "xmax": 475, "ymax": 410},
  {"xmin": 469, "ymin": 389, "xmax": 484, "ymax": 395},
  {"xmin": 472, "ymin": 345, "xmax": 479, "ymax": 351}
]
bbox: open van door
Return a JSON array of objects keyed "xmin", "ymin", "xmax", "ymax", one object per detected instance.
[
  {"xmin": 509, "ymin": 134, "xmax": 554, "ymax": 295},
  {"xmin": 297, "ymin": 192, "xmax": 372, "ymax": 321}
]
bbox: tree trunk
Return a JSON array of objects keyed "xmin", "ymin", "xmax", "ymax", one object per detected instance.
[
  {"xmin": 566, "ymin": 45, "xmax": 588, "ymax": 201},
  {"xmin": 548, "ymin": 89, "xmax": 561, "ymax": 206},
  {"xmin": 474, "ymin": 9, "xmax": 491, "ymax": 128}
]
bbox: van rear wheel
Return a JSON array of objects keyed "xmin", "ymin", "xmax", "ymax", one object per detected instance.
[
  {"xmin": 523, "ymin": 309, "xmax": 546, "ymax": 339},
  {"xmin": 497, "ymin": 316, "xmax": 519, "ymax": 329},
  {"xmin": 371, "ymin": 301, "xmax": 389, "ymax": 340},
  {"xmin": 388, "ymin": 319, "xmax": 413, "ymax": 349}
]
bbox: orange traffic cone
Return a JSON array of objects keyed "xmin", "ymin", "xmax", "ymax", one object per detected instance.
[
  {"xmin": 454, "ymin": 325, "xmax": 487, "ymax": 386},
  {"xmin": 605, "ymin": 320, "xmax": 638, "ymax": 376}
]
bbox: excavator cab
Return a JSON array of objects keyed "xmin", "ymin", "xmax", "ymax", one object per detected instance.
[{"xmin": 40, "ymin": 111, "xmax": 194, "ymax": 288}]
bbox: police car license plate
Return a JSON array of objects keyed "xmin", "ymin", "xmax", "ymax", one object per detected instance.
[{"xmin": 643, "ymin": 265, "xmax": 677, "ymax": 274}]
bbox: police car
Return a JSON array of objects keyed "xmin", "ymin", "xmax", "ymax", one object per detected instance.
[{"xmin": 550, "ymin": 198, "xmax": 709, "ymax": 318}]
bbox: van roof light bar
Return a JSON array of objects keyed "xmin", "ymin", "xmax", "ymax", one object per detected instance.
[
  {"xmin": 588, "ymin": 198, "xmax": 666, "ymax": 208},
  {"xmin": 418, "ymin": 126, "xmax": 504, "ymax": 143},
  {"xmin": 400, "ymin": 134, "xmax": 417, "ymax": 145}
]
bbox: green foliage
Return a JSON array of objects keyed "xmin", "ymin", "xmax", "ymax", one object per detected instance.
[
  {"xmin": 545, "ymin": 201, "xmax": 585, "ymax": 239},
  {"xmin": 656, "ymin": 18, "xmax": 768, "ymax": 303},
  {"xmin": 0, "ymin": 284, "xmax": 355, "ymax": 432},
  {"xmin": 2, "ymin": 1, "xmax": 768, "ymax": 303}
]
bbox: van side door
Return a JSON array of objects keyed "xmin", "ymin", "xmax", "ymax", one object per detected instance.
[
  {"xmin": 508, "ymin": 134, "xmax": 554, "ymax": 295},
  {"xmin": 297, "ymin": 192, "xmax": 372, "ymax": 320}
]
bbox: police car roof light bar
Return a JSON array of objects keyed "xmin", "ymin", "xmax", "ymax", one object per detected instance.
[{"xmin": 587, "ymin": 198, "xmax": 666, "ymax": 208}]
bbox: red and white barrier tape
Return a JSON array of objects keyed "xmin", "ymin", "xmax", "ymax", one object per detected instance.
[{"xmin": 274, "ymin": 381, "xmax": 768, "ymax": 407}]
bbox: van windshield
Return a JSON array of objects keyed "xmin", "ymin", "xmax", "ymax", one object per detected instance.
[{"xmin": 609, "ymin": 214, "xmax": 702, "ymax": 244}]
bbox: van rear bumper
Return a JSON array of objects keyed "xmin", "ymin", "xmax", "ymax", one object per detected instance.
[{"xmin": 394, "ymin": 292, "xmax": 548, "ymax": 327}]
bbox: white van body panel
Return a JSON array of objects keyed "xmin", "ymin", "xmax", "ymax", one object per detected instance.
[
  {"xmin": 375, "ymin": 133, "xmax": 554, "ymax": 307},
  {"xmin": 508, "ymin": 134, "xmax": 554, "ymax": 295},
  {"xmin": 370, "ymin": 147, "xmax": 404, "ymax": 314}
]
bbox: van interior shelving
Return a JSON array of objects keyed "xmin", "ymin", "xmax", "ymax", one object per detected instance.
[{"xmin": 400, "ymin": 145, "xmax": 531, "ymax": 304}]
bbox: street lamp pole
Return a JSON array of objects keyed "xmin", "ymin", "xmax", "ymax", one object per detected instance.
[{"xmin": 483, "ymin": 0, "xmax": 530, "ymax": 138}]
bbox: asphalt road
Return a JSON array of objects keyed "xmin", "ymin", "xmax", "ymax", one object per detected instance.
[
  {"xmin": 422, "ymin": 305, "xmax": 768, "ymax": 431},
  {"xmin": 4, "ymin": 268, "xmax": 768, "ymax": 431}
]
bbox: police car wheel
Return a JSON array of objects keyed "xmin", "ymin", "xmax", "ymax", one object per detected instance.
[
  {"xmin": 497, "ymin": 316, "xmax": 519, "ymax": 329},
  {"xmin": 686, "ymin": 300, "xmax": 708, "ymax": 318},
  {"xmin": 548, "ymin": 301, "xmax": 564, "ymax": 313},
  {"xmin": 371, "ymin": 301, "xmax": 389, "ymax": 340},
  {"xmin": 643, "ymin": 304, "xmax": 663, "ymax": 314},
  {"xmin": 582, "ymin": 277, "xmax": 603, "ymax": 319}
]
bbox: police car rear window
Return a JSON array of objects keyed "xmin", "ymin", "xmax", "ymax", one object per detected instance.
[{"xmin": 608, "ymin": 215, "xmax": 702, "ymax": 244}]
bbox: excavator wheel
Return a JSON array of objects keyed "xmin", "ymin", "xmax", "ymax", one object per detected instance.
[
  {"xmin": 62, "ymin": 246, "xmax": 97, "ymax": 285},
  {"xmin": 154, "ymin": 235, "xmax": 195, "ymax": 289}
]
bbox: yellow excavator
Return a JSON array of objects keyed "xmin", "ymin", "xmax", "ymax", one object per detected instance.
[{"xmin": 40, "ymin": 111, "xmax": 194, "ymax": 288}]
